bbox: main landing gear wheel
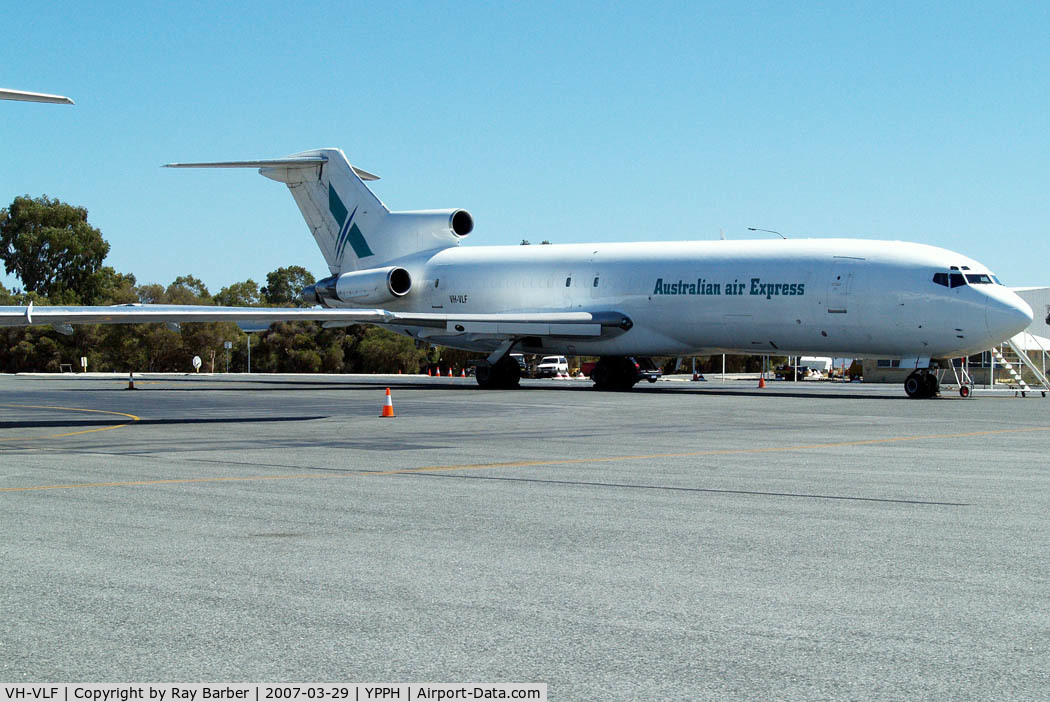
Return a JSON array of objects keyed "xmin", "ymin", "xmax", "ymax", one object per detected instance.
[
  {"xmin": 959, "ymin": 385, "xmax": 971, "ymax": 398},
  {"xmin": 904, "ymin": 370, "xmax": 940, "ymax": 399},
  {"xmin": 591, "ymin": 356, "xmax": 640, "ymax": 391},
  {"xmin": 475, "ymin": 354, "xmax": 521, "ymax": 389}
]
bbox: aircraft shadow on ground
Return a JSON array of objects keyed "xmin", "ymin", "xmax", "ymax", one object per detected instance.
[
  {"xmin": 61, "ymin": 377, "xmax": 909, "ymax": 400},
  {"xmin": 0, "ymin": 415, "xmax": 326, "ymax": 429}
]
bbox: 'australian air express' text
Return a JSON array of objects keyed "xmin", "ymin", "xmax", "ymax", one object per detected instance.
[{"xmin": 652, "ymin": 277, "xmax": 806, "ymax": 299}]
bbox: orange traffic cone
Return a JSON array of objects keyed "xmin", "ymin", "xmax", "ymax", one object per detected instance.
[
  {"xmin": 460, "ymin": 368, "xmax": 466, "ymax": 377},
  {"xmin": 380, "ymin": 387, "xmax": 395, "ymax": 417},
  {"xmin": 126, "ymin": 372, "xmax": 136, "ymax": 390},
  {"xmin": 427, "ymin": 367, "xmax": 432, "ymax": 376},
  {"xmin": 447, "ymin": 367, "xmax": 453, "ymax": 377},
  {"xmin": 757, "ymin": 375, "xmax": 766, "ymax": 388}
]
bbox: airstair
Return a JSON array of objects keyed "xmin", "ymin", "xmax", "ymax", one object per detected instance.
[
  {"xmin": 1000, "ymin": 334, "xmax": 1050, "ymax": 397},
  {"xmin": 945, "ymin": 333, "xmax": 1050, "ymax": 398}
]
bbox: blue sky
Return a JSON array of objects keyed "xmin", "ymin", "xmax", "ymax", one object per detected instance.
[{"xmin": 3, "ymin": 1, "xmax": 1048, "ymax": 292}]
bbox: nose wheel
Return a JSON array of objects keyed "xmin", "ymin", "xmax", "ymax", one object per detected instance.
[{"xmin": 904, "ymin": 370, "xmax": 940, "ymax": 399}]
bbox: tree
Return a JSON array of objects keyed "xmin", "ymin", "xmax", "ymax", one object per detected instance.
[
  {"xmin": 0, "ymin": 195, "xmax": 110, "ymax": 300},
  {"xmin": 81, "ymin": 266, "xmax": 137, "ymax": 305},
  {"xmin": 262, "ymin": 265, "xmax": 316, "ymax": 306},
  {"xmin": 166, "ymin": 274, "xmax": 211, "ymax": 303},
  {"xmin": 356, "ymin": 327, "xmax": 429, "ymax": 373},
  {"xmin": 135, "ymin": 283, "xmax": 166, "ymax": 304},
  {"xmin": 215, "ymin": 279, "xmax": 261, "ymax": 307}
]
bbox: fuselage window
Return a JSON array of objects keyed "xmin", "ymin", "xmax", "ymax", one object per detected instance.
[
  {"xmin": 593, "ymin": 276, "xmax": 599, "ymax": 288},
  {"xmin": 932, "ymin": 273, "xmax": 949, "ymax": 287},
  {"xmin": 965, "ymin": 273, "xmax": 993, "ymax": 285},
  {"xmin": 949, "ymin": 273, "xmax": 966, "ymax": 288},
  {"xmin": 435, "ymin": 278, "xmax": 440, "ymax": 288},
  {"xmin": 565, "ymin": 277, "xmax": 571, "ymax": 287}
]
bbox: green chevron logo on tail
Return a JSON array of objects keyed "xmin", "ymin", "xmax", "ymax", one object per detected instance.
[{"xmin": 329, "ymin": 183, "xmax": 374, "ymax": 259}]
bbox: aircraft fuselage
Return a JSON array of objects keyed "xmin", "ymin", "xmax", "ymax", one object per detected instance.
[{"xmin": 367, "ymin": 238, "xmax": 1031, "ymax": 360}]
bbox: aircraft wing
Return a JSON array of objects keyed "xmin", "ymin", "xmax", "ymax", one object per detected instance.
[
  {"xmin": 0, "ymin": 89, "xmax": 75, "ymax": 104},
  {"xmin": 0, "ymin": 303, "xmax": 395, "ymax": 329},
  {"xmin": 0, "ymin": 303, "xmax": 631, "ymax": 338}
]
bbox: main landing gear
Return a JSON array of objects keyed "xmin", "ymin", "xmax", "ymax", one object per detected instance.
[
  {"xmin": 475, "ymin": 354, "xmax": 521, "ymax": 389},
  {"xmin": 590, "ymin": 356, "xmax": 641, "ymax": 391},
  {"xmin": 904, "ymin": 369, "xmax": 940, "ymax": 399}
]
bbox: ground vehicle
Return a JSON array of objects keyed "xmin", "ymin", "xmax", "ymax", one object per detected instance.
[
  {"xmin": 535, "ymin": 355, "xmax": 569, "ymax": 377},
  {"xmin": 775, "ymin": 364, "xmax": 810, "ymax": 381},
  {"xmin": 634, "ymin": 357, "xmax": 662, "ymax": 383}
]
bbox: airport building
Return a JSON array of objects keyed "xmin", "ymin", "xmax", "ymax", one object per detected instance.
[{"xmin": 1016, "ymin": 287, "xmax": 1050, "ymax": 339}]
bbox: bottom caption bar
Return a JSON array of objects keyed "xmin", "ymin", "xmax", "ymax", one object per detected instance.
[{"xmin": 0, "ymin": 685, "xmax": 546, "ymax": 702}]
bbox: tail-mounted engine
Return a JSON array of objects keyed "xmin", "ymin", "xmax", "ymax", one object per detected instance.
[
  {"xmin": 303, "ymin": 266, "xmax": 412, "ymax": 307},
  {"xmin": 383, "ymin": 209, "xmax": 474, "ymax": 249}
]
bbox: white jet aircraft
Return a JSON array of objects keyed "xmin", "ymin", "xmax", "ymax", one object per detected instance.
[{"xmin": 0, "ymin": 148, "xmax": 1033, "ymax": 397}]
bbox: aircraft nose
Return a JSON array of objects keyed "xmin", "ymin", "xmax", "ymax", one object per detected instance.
[{"xmin": 986, "ymin": 290, "xmax": 1033, "ymax": 343}]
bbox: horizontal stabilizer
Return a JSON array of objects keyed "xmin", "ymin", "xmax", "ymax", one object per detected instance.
[{"xmin": 164, "ymin": 157, "xmax": 380, "ymax": 181}]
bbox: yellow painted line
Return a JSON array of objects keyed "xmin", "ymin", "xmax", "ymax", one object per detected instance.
[
  {"xmin": 1, "ymin": 424, "xmax": 1048, "ymax": 494},
  {"xmin": 0, "ymin": 404, "xmax": 140, "ymax": 441}
]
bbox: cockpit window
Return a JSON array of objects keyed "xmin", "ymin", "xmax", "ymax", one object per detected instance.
[{"xmin": 936, "ymin": 270, "xmax": 1002, "ymax": 287}]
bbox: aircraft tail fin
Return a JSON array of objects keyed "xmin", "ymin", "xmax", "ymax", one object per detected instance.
[
  {"xmin": 167, "ymin": 148, "xmax": 387, "ymax": 273},
  {"xmin": 166, "ymin": 148, "xmax": 472, "ymax": 274}
]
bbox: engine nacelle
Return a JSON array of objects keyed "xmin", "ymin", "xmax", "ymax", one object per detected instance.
[
  {"xmin": 303, "ymin": 266, "xmax": 412, "ymax": 307},
  {"xmin": 384, "ymin": 209, "xmax": 474, "ymax": 246}
]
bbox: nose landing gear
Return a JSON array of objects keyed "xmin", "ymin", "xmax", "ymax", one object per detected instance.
[{"xmin": 904, "ymin": 369, "xmax": 940, "ymax": 399}]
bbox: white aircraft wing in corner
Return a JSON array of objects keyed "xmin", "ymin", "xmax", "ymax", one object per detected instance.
[{"xmin": 0, "ymin": 89, "xmax": 74, "ymax": 104}]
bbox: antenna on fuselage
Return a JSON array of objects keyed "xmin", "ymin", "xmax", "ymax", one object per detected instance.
[{"xmin": 748, "ymin": 227, "xmax": 787, "ymax": 239}]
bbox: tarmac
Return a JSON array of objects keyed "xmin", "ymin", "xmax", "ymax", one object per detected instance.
[{"xmin": 1, "ymin": 373, "xmax": 1048, "ymax": 698}]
